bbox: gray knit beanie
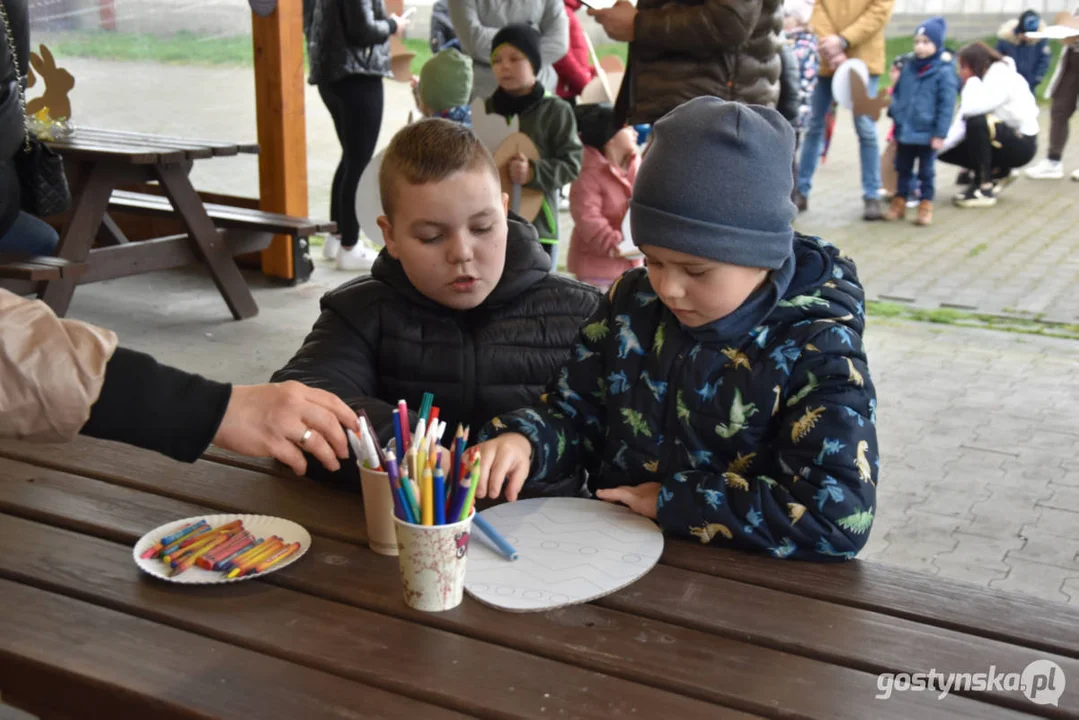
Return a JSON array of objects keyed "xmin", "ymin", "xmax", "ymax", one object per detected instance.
[{"xmin": 630, "ymin": 97, "xmax": 797, "ymax": 269}]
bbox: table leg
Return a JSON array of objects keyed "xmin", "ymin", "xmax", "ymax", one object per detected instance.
[
  {"xmin": 39, "ymin": 162, "xmax": 120, "ymax": 316},
  {"xmin": 155, "ymin": 164, "xmax": 259, "ymax": 320}
]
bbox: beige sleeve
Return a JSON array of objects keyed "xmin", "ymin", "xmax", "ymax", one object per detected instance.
[{"xmin": 0, "ymin": 289, "xmax": 118, "ymax": 442}]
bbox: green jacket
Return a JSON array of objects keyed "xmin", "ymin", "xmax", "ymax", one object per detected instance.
[{"xmin": 486, "ymin": 94, "xmax": 582, "ymax": 244}]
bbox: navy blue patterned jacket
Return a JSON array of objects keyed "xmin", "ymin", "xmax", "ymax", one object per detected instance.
[{"xmin": 482, "ymin": 235, "xmax": 880, "ymax": 561}]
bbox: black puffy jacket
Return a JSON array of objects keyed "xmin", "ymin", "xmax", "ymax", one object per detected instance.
[
  {"xmin": 304, "ymin": 0, "xmax": 396, "ymax": 86},
  {"xmin": 0, "ymin": 0, "xmax": 28, "ymax": 238},
  {"xmin": 271, "ymin": 215, "xmax": 602, "ymax": 486}
]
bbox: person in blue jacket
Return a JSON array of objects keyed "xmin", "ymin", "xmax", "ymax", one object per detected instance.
[
  {"xmin": 996, "ymin": 10, "xmax": 1051, "ymax": 93},
  {"xmin": 883, "ymin": 17, "xmax": 958, "ymax": 227},
  {"xmin": 472, "ymin": 97, "xmax": 880, "ymax": 562}
]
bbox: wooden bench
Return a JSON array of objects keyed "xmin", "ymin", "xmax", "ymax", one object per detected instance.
[
  {"xmin": 0, "ymin": 256, "xmax": 89, "ymax": 312},
  {"xmin": 108, "ymin": 190, "xmax": 335, "ymax": 243}
]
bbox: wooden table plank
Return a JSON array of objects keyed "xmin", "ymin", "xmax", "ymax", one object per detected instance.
[
  {"xmin": 0, "ymin": 457, "xmax": 1058, "ymax": 720},
  {"xmin": 663, "ymin": 541, "xmax": 1079, "ymax": 659},
  {"xmin": 76, "ymin": 127, "xmax": 247, "ymax": 156},
  {"xmin": 48, "ymin": 139, "xmax": 186, "ymax": 164},
  {"xmin": 0, "ymin": 579, "xmax": 460, "ymax": 720},
  {"xmin": 0, "ymin": 515, "xmax": 745, "ymax": 720},
  {"xmin": 0, "ymin": 437, "xmax": 367, "ymax": 544}
]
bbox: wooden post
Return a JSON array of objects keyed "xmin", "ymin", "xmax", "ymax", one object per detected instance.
[{"xmin": 251, "ymin": 0, "xmax": 308, "ymax": 281}]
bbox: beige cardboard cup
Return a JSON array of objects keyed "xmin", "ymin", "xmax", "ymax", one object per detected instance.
[{"xmin": 359, "ymin": 446, "xmax": 450, "ymax": 556}]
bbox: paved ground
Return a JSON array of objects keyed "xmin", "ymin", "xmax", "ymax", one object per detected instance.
[{"xmin": 25, "ymin": 56, "xmax": 1079, "ymax": 606}]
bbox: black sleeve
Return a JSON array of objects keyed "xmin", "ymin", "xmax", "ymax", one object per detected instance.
[{"xmin": 81, "ymin": 347, "xmax": 232, "ymax": 463}]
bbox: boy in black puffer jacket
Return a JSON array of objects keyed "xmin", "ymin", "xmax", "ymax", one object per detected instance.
[
  {"xmin": 272, "ymin": 119, "xmax": 601, "ymax": 490},
  {"xmin": 475, "ymin": 97, "xmax": 880, "ymax": 561}
]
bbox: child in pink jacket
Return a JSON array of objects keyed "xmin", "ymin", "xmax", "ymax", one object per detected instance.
[{"xmin": 567, "ymin": 104, "xmax": 642, "ymax": 289}]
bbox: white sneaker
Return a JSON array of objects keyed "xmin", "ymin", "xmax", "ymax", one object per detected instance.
[
  {"xmin": 336, "ymin": 240, "xmax": 380, "ymax": 271},
  {"xmin": 1071, "ymin": 168, "xmax": 1079, "ymax": 182},
  {"xmin": 321, "ymin": 234, "xmax": 341, "ymax": 261},
  {"xmin": 1025, "ymin": 158, "xmax": 1064, "ymax": 180}
]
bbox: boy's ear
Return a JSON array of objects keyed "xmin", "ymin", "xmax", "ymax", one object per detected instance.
[
  {"xmin": 377, "ymin": 216, "xmax": 399, "ymax": 258},
  {"xmin": 501, "ymin": 192, "xmax": 510, "ymax": 216}
]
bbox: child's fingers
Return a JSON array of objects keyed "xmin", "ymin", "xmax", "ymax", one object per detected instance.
[
  {"xmin": 503, "ymin": 461, "xmax": 530, "ymax": 502},
  {"xmin": 596, "ymin": 486, "xmax": 636, "ymax": 511},
  {"xmin": 485, "ymin": 447, "xmax": 518, "ymax": 500},
  {"xmin": 476, "ymin": 445, "xmax": 497, "ymax": 498}
]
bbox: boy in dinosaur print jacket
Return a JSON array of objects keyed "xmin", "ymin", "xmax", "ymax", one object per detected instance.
[{"xmin": 472, "ymin": 97, "xmax": 879, "ymax": 561}]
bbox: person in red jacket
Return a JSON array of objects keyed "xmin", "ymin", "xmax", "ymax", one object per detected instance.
[{"xmin": 554, "ymin": 0, "xmax": 596, "ymax": 102}]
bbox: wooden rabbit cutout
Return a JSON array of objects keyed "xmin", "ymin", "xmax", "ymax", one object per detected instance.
[{"xmin": 26, "ymin": 44, "xmax": 75, "ymax": 121}]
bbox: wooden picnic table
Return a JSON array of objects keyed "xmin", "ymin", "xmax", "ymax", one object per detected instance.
[
  {"xmin": 26, "ymin": 128, "xmax": 262, "ymax": 319},
  {"xmin": 0, "ymin": 434, "xmax": 1076, "ymax": 720}
]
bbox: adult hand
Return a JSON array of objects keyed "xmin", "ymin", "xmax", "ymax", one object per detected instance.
[
  {"xmin": 390, "ymin": 14, "xmax": 410, "ymax": 38},
  {"xmin": 931, "ymin": 137, "xmax": 944, "ymax": 151},
  {"xmin": 827, "ymin": 51, "xmax": 849, "ymax": 71},
  {"xmin": 212, "ymin": 381, "xmax": 359, "ymax": 476},
  {"xmin": 819, "ymin": 34, "xmax": 846, "ymax": 60},
  {"xmin": 508, "ymin": 153, "xmax": 532, "ymax": 185},
  {"xmin": 474, "ymin": 433, "xmax": 533, "ymax": 501},
  {"xmin": 589, "ymin": 1, "xmax": 638, "ymax": 42},
  {"xmin": 596, "ymin": 482, "xmax": 661, "ymax": 519}
]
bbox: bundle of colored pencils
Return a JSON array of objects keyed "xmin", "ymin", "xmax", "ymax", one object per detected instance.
[
  {"xmin": 352, "ymin": 392, "xmax": 481, "ymax": 527},
  {"xmin": 139, "ymin": 519, "xmax": 300, "ymax": 578}
]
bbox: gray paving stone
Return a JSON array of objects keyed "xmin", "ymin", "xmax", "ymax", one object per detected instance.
[
  {"xmin": 1032, "ymin": 507, "xmax": 1079, "ymax": 537},
  {"xmin": 1010, "ymin": 525, "xmax": 1079, "ymax": 571},
  {"xmin": 990, "ymin": 560, "xmax": 1077, "ymax": 604}
]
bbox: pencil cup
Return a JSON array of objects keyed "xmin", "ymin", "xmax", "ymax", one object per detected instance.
[
  {"xmin": 358, "ymin": 446, "xmax": 450, "ymax": 556},
  {"xmin": 393, "ymin": 510, "xmax": 474, "ymax": 612},
  {"xmin": 359, "ymin": 465, "xmax": 400, "ymax": 556}
]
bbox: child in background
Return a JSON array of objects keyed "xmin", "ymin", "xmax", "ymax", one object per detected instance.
[
  {"xmin": 996, "ymin": 10, "xmax": 1051, "ymax": 93},
  {"xmin": 567, "ymin": 103, "xmax": 642, "ymax": 290},
  {"xmin": 488, "ymin": 24, "xmax": 583, "ymax": 268},
  {"xmin": 1024, "ymin": 7, "xmax": 1079, "ymax": 181},
  {"xmin": 883, "ymin": 17, "xmax": 958, "ymax": 226},
  {"xmin": 472, "ymin": 97, "xmax": 880, "ymax": 561},
  {"xmin": 272, "ymin": 120, "xmax": 601, "ymax": 491},
  {"xmin": 783, "ymin": 0, "xmax": 820, "ymax": 140},
  {"xmin": 553, "ymin": 0, "xmax": 597, "ymax": 103},
  {"xmin": 414, "ymin": 48, "xmax": 475, "ymax": 125}
]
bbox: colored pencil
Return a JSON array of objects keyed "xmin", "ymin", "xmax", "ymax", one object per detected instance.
[
  {"xmin": 447, "ymin": 450, "xmax": 476, "ymax": 523},
  {"xmin": 248, "ymin": 542, "xmax": 301, "ymax": 575},
  {"xmin": 421, "ymin": 465, "xmax": 434, "ymax": 525},
  {"xmin": 457, "ymin": 453, "xmax": 481, "ymax": 522},
  {"xmin": 429, "ymin": 406, "xmax": 440, "ymax": 423},
  {"xmin": 158, "ymin": 520, "xmax": 205, "ymax": 547},
  {"xmin": 397, "ymin": 400, "xmax": 411, "ymax": 451},
  {"xmin": 473, "ymin": 514, "xmax": 519, "ymax": 561},
  {"xmin": 214, "ymin": 536, "xmax": 262, "ymax": 571},
  {"xmin": 226, "ymin": 538, "xmax": 284, "ymax": 578},
  {"xmin": 433, "ymin": 463, "xmax": 446, "ymax": 525},
  {"xmin": 392, "ymin": 409, "xmax": 405, "ymax": 463},
  {"xmin": 418, "ymin": 392, "xmax": 434, "ymax": 424}
]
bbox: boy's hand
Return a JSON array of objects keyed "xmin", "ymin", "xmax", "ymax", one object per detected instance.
[
  {"xmin": 931, "ymin": 137, "xmax": 944, "ymax": 151},
  {"xmin": 508, "ymin": 153, "xmax": 532, "ymax": 185},
  {"xmin": 475, "ymin": 433, "xmax": 533, "ymax": 501},
  {"xmin": 596, "ymin": 482, "xmax": 661, "ymax": 520},
  {"xmin": 390, "ymin": 14, "xmax": 410, "ymax": 37}
]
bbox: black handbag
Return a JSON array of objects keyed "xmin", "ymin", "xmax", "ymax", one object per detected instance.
[{"xmin": 0, "ymin": 0, "xmax": 71, "ymax": 217}]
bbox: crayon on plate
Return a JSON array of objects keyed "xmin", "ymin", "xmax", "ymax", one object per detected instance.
[
  {"xmin": 248, "ymin": 542, "xmax": 301, "ymax": 576},
  {"xmin": 158, "ymin": 520, "xmax": 207, "ymax": 547}
]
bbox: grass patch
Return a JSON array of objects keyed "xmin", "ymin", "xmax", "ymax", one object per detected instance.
[
  {"xmin": 967, "ymin": 242, "xmax": 989, "ymax": 257},
  {"xmin": 868, "ymin": 300, "xmax": 1079, "ymax": 339}
]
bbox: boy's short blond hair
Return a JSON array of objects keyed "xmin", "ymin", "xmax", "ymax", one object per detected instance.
[{"xmin": 379, "ymin": 119, "xmax": 499, "ymax": 219}]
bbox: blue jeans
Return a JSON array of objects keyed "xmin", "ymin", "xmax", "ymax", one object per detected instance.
[
  {"xmin": 894, "ymin": 143, "xmax": 937, "ymax": 202},
  {"xmin": 0, "ymin": 211, "xmax": 59, "ymax": 256},
  {"xmin": 798, "ymin": 74, "xmax": 882, "ymax": 201}
]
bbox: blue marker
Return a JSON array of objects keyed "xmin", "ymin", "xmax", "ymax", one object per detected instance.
[{"xmin": 473, "ymin": 514, "xmax": 518, "ymax": 561}]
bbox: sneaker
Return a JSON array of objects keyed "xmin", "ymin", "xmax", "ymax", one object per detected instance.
[
  {"xmin": 914, "ymin": 200, "xmax": 933, "ymax": 226},
  {"xmin": 954, "ymin": 185, "xmax": 997, "ymax": 208},
  {"xmin": 1024, "ymin": 158, "xmax": 1064, "ymax": 180},
  {"xmin": 956, "ymin": 169, "xmax": 973, "ymax": 185},
  {"xmin": 993, "ymin": 169, "xmax": 1020, "ymax": 195},
  {"xmin": 1072, "ymin": 168, "xmax": 1079, "ymax": 182},
  {"xmin": 863, "ymin": 198, "xmax": 884, "ymax": 221},
  {"xmin": 883, "ymin": 195, "xmax": 907, "ymax": 221},
  {"xmin": 336, "ymin": 240, "xmax": 380, "ymax": 271},
  {"xmin": 322, "ymin": 234, "xmax": 341, "ymax": 261}
]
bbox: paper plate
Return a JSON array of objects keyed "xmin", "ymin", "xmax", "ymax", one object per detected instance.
[
  {"xmin": 132, "ymin": 514, "xmax": 311, "ymax": 584},
  {"xmin": 464, "ymin": 497, "xmax": 663, "ymax": 612},
  {"xmin": 831, "ymin": 58, "xmax": 870, "ymax": 111}
]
